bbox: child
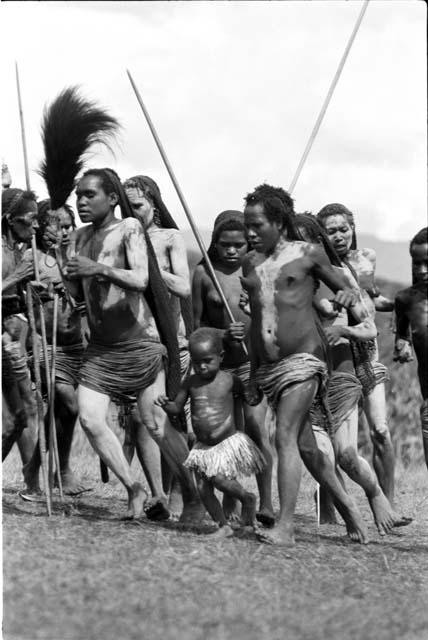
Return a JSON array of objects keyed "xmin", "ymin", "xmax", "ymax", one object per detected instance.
[
  {"xmin": 394, "ymin": 228, "xmax": 428, "ymax": 468},
  {"xmin": 156, "ymin": 327, "xmax": 265, "ymax": 537}
]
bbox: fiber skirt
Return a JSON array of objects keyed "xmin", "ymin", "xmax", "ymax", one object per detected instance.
[
  {"xmin": 79, "ymin": 338, "xmax": 167, "ymax": 397},
  {"xmin": 184, "ymin": 431, "xmax": 266, "ymax": 479}
]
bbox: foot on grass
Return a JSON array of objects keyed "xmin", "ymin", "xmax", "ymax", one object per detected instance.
[
  {"xmin": 144, "ymin": 496, "xmax": 170, "ymax": 521},
  {"xmin": 368, "ymin": 491, "xmax": 395, "ymax": 536},
  {"xmin": 207, "ymin": 524, "xmax": 235, "ymax": 539},
  {"xmin": 179, "ymin": 498, "xmax": 206, "ymax": 525},
  {"xmin": 19, "ymin": 489, "xmax": 44, "ymax": 503},
  {"xmin": 58, "ymin": 473, "xmax": 93, "ymax": 497},
  {"xmin": 256, "ymin": 523, "xmax": 295, "ymax": 547},
  {"xmin": 256, "ymin": 508, "xmax": 275, "ymax": 528},
  {"xmin": 336, "ymin": 501, "xmax": 368, "ymax": 544},
  {"xmin": 122, "ymin": 483, "xmax": 148, "ymax": 521}
]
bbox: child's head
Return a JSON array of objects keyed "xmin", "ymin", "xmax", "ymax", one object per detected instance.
[
  {"xmin": 189, "ymin": 328, "xmax": 224, "ymax": 379},
  {"xmin": 410, "ymin": 227, "xmax": 428, "ymax": 285}
]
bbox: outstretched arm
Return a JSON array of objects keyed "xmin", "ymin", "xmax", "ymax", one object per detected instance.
[{"xmin": 159, "ymin": 231, "xmax": 191, "ymax": 298}]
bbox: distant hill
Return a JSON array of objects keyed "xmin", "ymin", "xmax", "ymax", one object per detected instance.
[{"xmin": 183, "ymin": 229, "xmax": 412, "ymax": 286}]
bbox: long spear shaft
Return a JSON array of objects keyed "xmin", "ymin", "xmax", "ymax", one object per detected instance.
[
  {"xmin": 49, "ymin": 293, "xmax": 64, "ymax": 501},
  {"xmin": 126, "ymin": 70, "xmax": 242, "ymax": 333},
  {"xmin": 288, "ymin": 0, "xmax": 369, "ymax": 194},
  {"xmin": 26, "ymin": 284, "xmax": 51, "ymax": 516},
  {"xmin": 15, "ymin": 62, "xmax": 31, "ymax": 191}
]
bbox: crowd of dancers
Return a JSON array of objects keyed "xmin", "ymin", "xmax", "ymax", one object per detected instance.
[{"xmin": 2, "ymin": 88, "xmax": 427, "ymax": 547}]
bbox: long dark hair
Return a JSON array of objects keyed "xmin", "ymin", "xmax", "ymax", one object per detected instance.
[{"xmin": 82, "ymin": 168, "xmax": 183, "ymax": 404}]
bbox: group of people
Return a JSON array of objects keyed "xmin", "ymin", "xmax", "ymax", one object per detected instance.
[{"xmin": 2, "ymin": 161, "xmax": 427, "ymax": 547}]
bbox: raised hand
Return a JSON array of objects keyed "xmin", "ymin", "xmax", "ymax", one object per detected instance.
[{"xmin": 226, "ymin": 321, "xmax": 246, "ymax": 342}]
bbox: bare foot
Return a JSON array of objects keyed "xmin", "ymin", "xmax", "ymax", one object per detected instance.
[
  {"xmin": 19, "ymin": 489, "xmax": 45, "ymax": 503},
  {"xmin": 122, "ymin": 483, "xmax": 147, "ymax": 520},
  {"xmin": 179, "ymin": 499, "xmax": 206, "ymax": 525},
  {"xmin": 22, "ymin": 464, "xmax": 40, "ymax": 495},
  {"xmin": 241, "ymin": 493, "xmax": 257, "ymax": 526},
  {"xmin": 256, "ymin": 523, "xmax": 295, "ymax": 547},
  {"xmin": 207, "ymin": 524, "xmax": 234, "ymax": 539},
  {"xmin": 256, "ymin": 508, "xmax": 275, "ymax": 528},
  {"xmin": 335, "ymin": 501, "xmax": 368, "ymax": 544},
  {"xmin": 59, "ymin": 473, "xmax": 93, "ymax": 496},
  {"xmin": 368, "ymin": 491, "xmax": 395, "ymax": 535},
  {"xmin": 144, "ymin": 496, "xmax": 170, "ymax": 521}
]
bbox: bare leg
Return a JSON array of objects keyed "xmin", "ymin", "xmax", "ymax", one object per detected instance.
[
  {"xmin": 244, "ymin": 399, "xmax": 274, "ymax": 527},
  {"xmin": 195, "ymin": 474, "xmax": 234, "ymax": 538},
  {"xmin": 335, "ymin": 406, "xmax": 395, "ymax": 535},
  {"xmin": 212, "ymin": 474, "xmax": 256, "ymax": 526},
  {"xmin": 78, "ymin": 385, "xmax": 146, "ymax": 519},
  {"xmin": 258, "ymin": 380, "xmax": 311, "ymax": 546},
  {"xmin": 136, "ymin": 368, "xmax": 202, "ymax": 524},
  {"xmin": 55, "ymin": 383, "xmax": 89, "ymax": 494},
  {"xmin": 363, "ymin": 382, "xmax": 395, "ymax": 504},
  {"xmin": 298, "ymin": 414, "xmax": 368, "ymax": 544},
  {"xmin": 312, "ymin": 428, "xmax": 338, "ymax": 524}
]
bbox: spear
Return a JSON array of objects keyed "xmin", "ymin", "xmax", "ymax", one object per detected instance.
[
  {"xmin": 288, "ymin": 0, "xmax": 369, "ymax": 194},
  {"xmin": 126, "ymin": 69, "xmax": 247, "ymax": 355},
  {"xmin": 16, "ymin": 61, "xmax": 57, "ymax": 509},
  {"xmin": 26, "ymin": 284, "xmax": 51, "ymax": 516},
  {"xmin": 49, "ymin": 292, "xmax": 64, "ymax": 501}
]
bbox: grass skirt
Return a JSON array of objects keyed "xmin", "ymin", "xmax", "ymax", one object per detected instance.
[
  {"xmin": 184, "ymin": 431, "xmax": 266, "ymax": 479},
  {"xmin": 328, "ymin": 371, "xmax": 362, "ymax": 435}
]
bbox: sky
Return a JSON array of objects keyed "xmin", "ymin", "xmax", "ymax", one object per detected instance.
[{"xmin": 1, "ymin": 1, "xmax": 426, "ymax": 242}]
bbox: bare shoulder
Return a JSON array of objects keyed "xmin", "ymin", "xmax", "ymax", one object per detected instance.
[
  {"xmin": 193, "ymin": 262, "xmax": 210, "ymax": 284},
  {"xmin": 304, "ymin": 240, "xmax": 328, "ymax": 264},
  {"xmin": 218, "ymin": 369, "xmax": 235, "ymax": 389},
  {"xmin": 121, "ymin": 217, "xmax": 143, "ymax": 234}
]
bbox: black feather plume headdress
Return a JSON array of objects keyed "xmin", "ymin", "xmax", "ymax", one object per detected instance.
[{"xmin": 38, "ymin": 86, "xmax": 120, "ymax": 210}]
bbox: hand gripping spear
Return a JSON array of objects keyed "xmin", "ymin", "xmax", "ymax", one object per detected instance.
[
  {"xmin": 16, "ymin": 61, "xmax": 54, "ymax": 514},
  {"xmin": 126, "ymin": 69, "xmax": 248, "ymax": 356}
]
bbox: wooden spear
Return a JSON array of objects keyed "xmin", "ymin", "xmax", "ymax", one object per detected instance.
[
  {"xmin": 48, "ymin": 292, "xmax": 64, "ymax": 501},
  {"xmin": 26, "ymin": 283, "xmax": 51, "ymax": 516},
  {"xmin": 16, "ymin": 61, "xmax": 59, "ymax": 508},
  {"xmin": 288, "ymin": 0, "xmax": 369, "ymax": 195},
  {"xmin": 126, "ymin": 69, "xmax": 247, "ymax": 355}
]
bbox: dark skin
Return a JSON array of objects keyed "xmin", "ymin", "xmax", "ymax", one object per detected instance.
[
  {"xmin": 394, "ymin": 241, "xmax": 428, "ymax": 466},
  {"xmin": 2, "ymin": 201, "xmax": 40, "ymax": 468},
  {"xmin": 22, "ymin": 210, "xmax": 87, "ymax": 496},
  {"xmin": 156, "ymin": 339, "xmax": 257, "ymax": 535},
  {"xmin": 193, "ymin": 228, "xmax": 274, "ymax": 524},
  {"xmin": 242, "ymin": 203, "xmax": 368, "ymax": 546}
]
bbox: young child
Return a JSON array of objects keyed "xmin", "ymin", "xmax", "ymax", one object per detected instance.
[
  {"xmin": 156, "ymin": 327, "xmax": 266, "ymax": 537},
  {"xmin": 394, "ymin": 228, "xmax": 428, "ymax": 468}
]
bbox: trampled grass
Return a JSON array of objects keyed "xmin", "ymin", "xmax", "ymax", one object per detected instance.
[{"xmin": 3, "ymin": 276, "xmax": 427, "ymax": 639}]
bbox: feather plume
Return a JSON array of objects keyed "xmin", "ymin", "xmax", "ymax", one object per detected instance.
[{"xmin": 39, "ymin": 86, "xmax": 120, "ymax": 210}]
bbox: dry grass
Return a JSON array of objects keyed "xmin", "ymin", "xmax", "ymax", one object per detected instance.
[
  {"xmin": 3, "ymin": 276, "xmax": 427, "ymax": 640},
  {"xmin": 3, "ymin": 422, "xmax": 428, "ymax": 640}
]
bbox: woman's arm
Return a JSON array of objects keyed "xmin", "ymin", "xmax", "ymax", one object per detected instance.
[{"xmin": 160, "ymin": 230, "xmax": 191, "ymax": 298}]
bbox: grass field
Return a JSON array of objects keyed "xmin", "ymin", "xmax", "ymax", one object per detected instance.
[
  {"xmin": 3, "ymin": 276, "xmax": 428, "ymax": 640},
  {"xmin": 3, "ymin": 426, "xmax": 428, "ymax": 640}
]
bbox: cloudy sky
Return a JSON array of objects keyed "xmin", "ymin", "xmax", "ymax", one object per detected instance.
[{"xmin": 1, "ymin": 1, "xmax": 426, "ymax": 241}]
